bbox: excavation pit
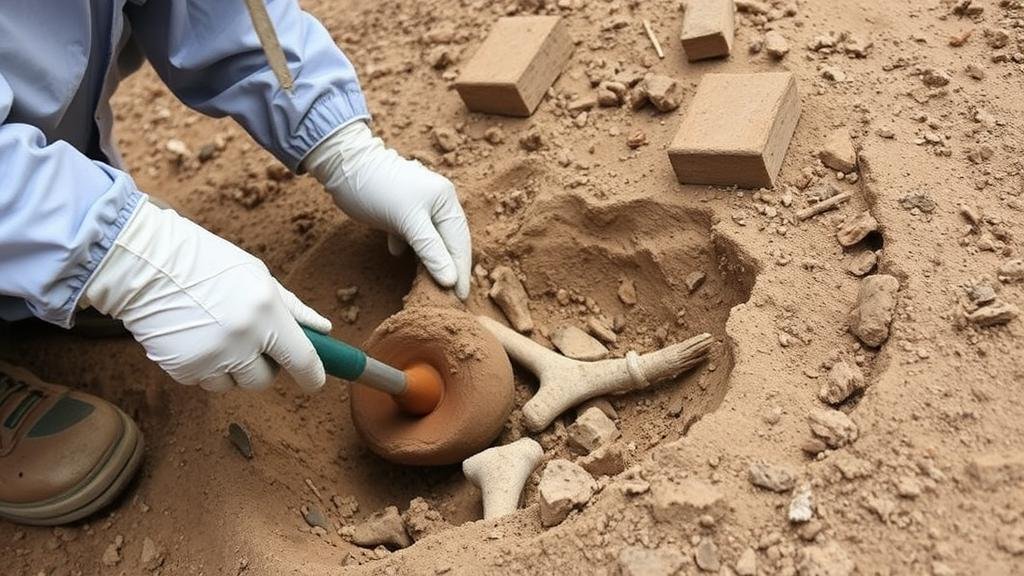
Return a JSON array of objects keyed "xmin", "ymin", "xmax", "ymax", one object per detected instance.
[{"xmin": 270, "ymin": 188, "xmax": 757, "ymax": 552}]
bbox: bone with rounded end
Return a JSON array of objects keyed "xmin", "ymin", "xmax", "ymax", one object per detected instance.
[
  {"xmin": 462, "ymin": 438, "xmax": 544, "ymax": 520},
  {"xmin": 477, "ymin": 316, "xmax": 714, "ymax": 432}
]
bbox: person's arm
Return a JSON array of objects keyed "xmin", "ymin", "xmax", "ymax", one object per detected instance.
[
  {"xmin": 0, "ymin": 72, "xmax": 144, "ymax": 328},
  {"xmin": 125, "ymin": 0, "xmax": 368, "ymax": 171},
  {"xmin": 127, "ymin": 0, "xmax": 472, "ymax": 297},
  {"xmin": 0, "ymin": 70, "xmax": 329, "ymax": 393}
]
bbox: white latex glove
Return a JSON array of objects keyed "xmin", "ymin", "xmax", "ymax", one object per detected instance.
[
  {"xmin": 81, "ymin": 201, "xmax": 331, "ymax": 393},
  {"xmin": 304, "ymin": 120, "xmax": 472, "ymax": 299}
]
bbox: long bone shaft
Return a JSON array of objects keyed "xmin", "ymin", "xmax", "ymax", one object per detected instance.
[{"xmin": 477, "ymin": 316, "xmax": 714, "ymax": 431}]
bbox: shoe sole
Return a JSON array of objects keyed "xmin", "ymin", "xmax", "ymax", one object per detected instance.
[{"xmin": 0, "ymin": 407, "xmax": 144, "ymax": 526}]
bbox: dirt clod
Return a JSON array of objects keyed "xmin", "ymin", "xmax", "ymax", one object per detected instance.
[
  {"xmin": 819, "ymin": 360, "xmax": 865, "ymax": 405},
  {"xmin": 538, "ymin": 459, "xmax": 596, "ymax": 527},
  {"xmin": 352, "ymin": 506, "xmax": 412, "ymax": 550},
  {"xmin": 550, "ymin": 325, "xmax": 608, "ymax": 360},
  {"xmin": 488, "ymin": 266, "xmax": 534, "ymax": 333},
  {"xmin": 748, "ymin": 461, "xmax": 797, "ymax": 492},
  {"xmin": 651, "ymin": 478, "xmax": 727, "ymax": 524},
  {"xmin": 808, "ymin": 409, "xmax": 859, "ymax": 448},
  {"xmin": 566, "ymin": 406, "xmax": 620, "ymax": 453},
  {"xmin": 848, "ymin": 274, "xmax": 899, "ymax": 347},
  {"xmin": 819, "ymin": 129, "xmax": 858, "ymax": 173},
  {"xmin": 618, "ymin": 546, "xmax": 685, "ymax": 576}
]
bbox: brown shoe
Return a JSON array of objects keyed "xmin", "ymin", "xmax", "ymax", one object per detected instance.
[{"xmin": 0, "ymin": 361, "xmax": 143, "ymax": 525}]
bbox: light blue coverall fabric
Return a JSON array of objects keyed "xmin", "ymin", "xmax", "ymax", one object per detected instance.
[{"xmin": 0, "ymin": 0, "xmax": 369, "ymax": 328}]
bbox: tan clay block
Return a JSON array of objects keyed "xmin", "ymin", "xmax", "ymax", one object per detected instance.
[
  {"xmin": 680, "ymin": 0, "xmax": 735, "ymax": 61},
  {"xmin": 668, "ymin": 72, "xmax": 800, "ymax": 189},
  {"xmin": 455, "ymin": 16, "xmax": 573, "ymax": 117}
]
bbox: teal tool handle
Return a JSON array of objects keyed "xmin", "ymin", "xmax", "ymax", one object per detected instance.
[{"xmin": 302, "ymin": 327, "xmax": 367, "ymax": 381}]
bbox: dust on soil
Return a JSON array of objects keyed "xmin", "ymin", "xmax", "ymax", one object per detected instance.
[{"xmin": 3, "ymin": 0, "xmax": 1024, "ymax": 574}]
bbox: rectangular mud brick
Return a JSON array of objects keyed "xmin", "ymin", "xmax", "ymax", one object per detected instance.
[
  {"xmin": 455, "ymin": 16, "xmax": 573, "ymax": 117},
  {"xmin": 680, "ymin": 0, "xmax": 735, "ymax": 61},
  {"xmin": 668, "ymin": 72, "xmax": 800, "ymax": 189}
]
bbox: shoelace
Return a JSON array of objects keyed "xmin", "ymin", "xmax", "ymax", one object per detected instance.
[{"xmin": 0, "ymin": 373, "xmax": 46, "ymax": 450}]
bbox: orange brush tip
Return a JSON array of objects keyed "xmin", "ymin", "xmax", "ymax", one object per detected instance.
[{"xmin": 395, "ymin": 362, "xmax": 444, "ymax": 415}]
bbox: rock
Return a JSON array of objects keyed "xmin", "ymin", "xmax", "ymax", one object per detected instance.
[
  {"xmin": 483, "ymin": 127, "xmax": 504, "ymax": 145},
  {"xmin": 965, "ymin": 63, "xmax": 987, "ymax": 80},
  {"xmin": 650, "ymin": 478, "xmax": 727, "ymax": 523},
  {"xmin": 821, "ymin": 65, "xmax": 846, "ymax": 82},
  {"xmin": 101, "ymin": 540, "xmax": 122, "ymax": 567},
  {"xmin": 431, "ymin": 127, "xmax": 460, "ymax": 153},
  {"xmin": 846, "ymin": 251, "xmax": 877, "ymax": 277},
  {"xmin": 618, "ymin": 546, "xmax": 686, "ymax": 576},
  {"xmin": 735, "ymin": 548, "xmax": 758, "ymax": 576},
  {"xmin": 538, "ymin": 459, "xmax": 596, "ymax": 527},
  {"xmin": 227, "ymin": 422, "xmax": 253, "ymax": 459},
  {"xmin": 578, "ymin": 397, "xmax": 618, "ymax": 420},
  {"xmin": 843, "ymin": 35, "xmax": 872, "ymax": 57},
  {"xmin": 488, "ymin": 266, "xmax": 534, "ymax": 333},
  {"xmin": 578, "ymin": 442, "xmax": 626, "ymax": 477},
  {"xmin": 818, "ymin": 361, "xmax": 865, "ymax": 405},
  {"xmin": 765, "ymin": 31, "xmax": 790, "ymax": 59},
  {"xmin": 567, "ymin": 407, "xmax": 620, "ymax": 453},
  {"xmin": 836, "ymin": 211, "xmax": 878, "ymax": 247},
  {"xmin": 998, "ymin": 259, "xmax": 1024, "ymax": 282},
  {"xmin": 797, "ymin": 542, "xmax": 854, "ymax": 576},
  {"xmin": 695, "ymin": 539, "xmax": 721, "ymax": 572},
  {"xmin": 165, "ymin": 138, "xmax": 191, "ymax": 159},
  {"xmin": 748, "ymin": 461, "xmax": 797, "ymax": 492},
  {"xmin": 596, "ymin": 85, "xmax": 621, "ymax": 107},
  {"xmin": 968, "ymin": 282, "xmax": 996, "ymax": 306},
  {"xmin": 551, "ymin": 325, "xmax": 609, "ymax": 361},
  {"xmin": 735, "ymin": 0, "xmax": 770, "ymax": 14},
  {"xmin": 685, "ymin": 271, "xmax": 707, "ymax": 293},
  {"xmin": 966, "ymin": 301, "xmax": 1019, "ymax": 327},
  {"xmin": 808, "ymin": 409, "xmax": 858, "ymax": 448},
  {"xmin": 426, "ymin": 45, "xmax": 457, "ymax": 69},
  {"xmin": 335, "ymin": 286, "xmax": 359, "ymax": 303},
  {"xmin": 519, "ymin": 129, "xmax": 544, "ymax": 151},
  {"xmin": 789, "ymin": 484, "xmax": 814, "ymax": 523},
  {"xmin": 639, "ymin": 74, "xmax": 683, "ymax": 112},
  {"xmin": 352, "ymin": 506, "xmax": 412, "ymax": 549},
  {"xmin": 921, "ymin": 68, "xmax": 951, "ymax": 87},
  {"xmin": 819, "ymin": 129, "xmax": 857, "ymax": 173},
  {"xmin": 567, "ymin": 95, "xmax": 597, "ymax": 113},
  {"xmin": 586, "ymin": 316, "xmax": 618, "ymax": 344},
  {"xmin": 848, "ymin": 275, "xmax": 899, "ymax": 347},
  {"xmin": 140, "ymin": 538, "xmax": 164, "ymax": 572},
  {"xmin": 618, "ymin": 278, "xmax": 638, "ymax": 306},
  {"xmin": 626, "ymin": 131, "xmax": 648, "ymax": 149},
  {"xmin": 303, "ymin": 504, "xmax": 329, "ymax": 530},
  {"xmin": 402, "ymin": 497, "xmax": 450, "ymax": 542}
]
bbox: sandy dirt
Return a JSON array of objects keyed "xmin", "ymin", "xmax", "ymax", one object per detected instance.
[{"xmin": 3, "ymin": 0, "xmax": 1024, "ymax": 574}]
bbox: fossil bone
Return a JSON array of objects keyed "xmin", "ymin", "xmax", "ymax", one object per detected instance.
[
  {"xmin": 462, "ymin": 437, "xmax": 544, "ymax": 520},
  {"xmin": 477, "ymin": 315, "xmax": 714, "ymax": 431}
]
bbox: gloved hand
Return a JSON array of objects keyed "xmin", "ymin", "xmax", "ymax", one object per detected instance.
[
  {"xmin": 81, "ymin": 200, "xmax": 331, "ymax": 392},
  {"xmin": 304, "ymin": 120, "xmax": 472, "ymax": 299}
]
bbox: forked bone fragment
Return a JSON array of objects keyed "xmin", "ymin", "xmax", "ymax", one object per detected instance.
[
  {"xmin": 477, "ymin": 316, "xmax": 714, "ymax": 431},
  {"xmin": 462, "ymin": 437, "xmax": 544, "ymax": 520}
]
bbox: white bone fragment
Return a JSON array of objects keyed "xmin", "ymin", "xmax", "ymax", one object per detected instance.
[{"xmin": 478, "ymin": 316, "xmax": 713, "ymax": 431}]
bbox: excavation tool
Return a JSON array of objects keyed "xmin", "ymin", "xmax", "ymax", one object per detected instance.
[
  {"xmin": 302, "ymin": 328, "xmax": 443, "ymax": 415},
  {"xmin": 243, "ymin": 0, "xmax": 294, "ymax": 93},
  {"xmin": 285, "ymin": 226, "xmax": 515, "ymax": 466}
]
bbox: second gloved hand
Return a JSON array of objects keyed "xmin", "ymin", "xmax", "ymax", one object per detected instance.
[
  {"xmin": 81, "ymin": 200, "xmax": 331, "ymax": 392},
  {"xmin": 304, "ymin": 120, "xmax": 472, "ymax": 299}
]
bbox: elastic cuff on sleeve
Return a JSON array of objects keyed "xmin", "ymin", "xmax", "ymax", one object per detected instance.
[
  {"xmin": 285, "ymin": 89, "xmax": 370, "ymax": 173},
  {"xmin": 54, "ymin": 182, "xmax": 147, "ymax": 329}
]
